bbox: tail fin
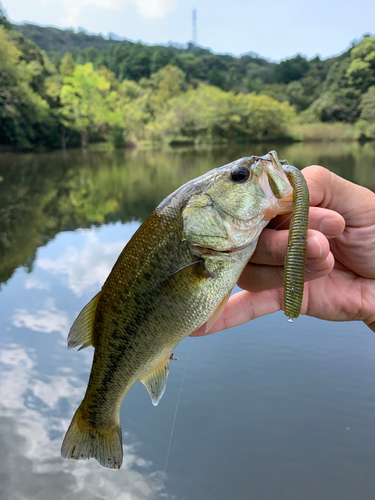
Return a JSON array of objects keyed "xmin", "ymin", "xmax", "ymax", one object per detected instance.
[{"xmin": 61, "ymin": 404, "xmax": 123, "ymax": 470}]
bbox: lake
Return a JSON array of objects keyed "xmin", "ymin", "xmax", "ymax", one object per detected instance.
[{"xmin": 1, "ymin": 142, "xmax": 375, "ymax": 500}]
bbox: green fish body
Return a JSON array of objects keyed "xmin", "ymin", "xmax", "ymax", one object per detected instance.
[{"xmin": 61, "ymin": 152, "xmax": 295, "ymax": 469}]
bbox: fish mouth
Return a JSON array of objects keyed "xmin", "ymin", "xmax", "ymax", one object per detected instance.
[
  {"xmin": 257, "ymin": 154, "xmax": 294, "ymax": 220},
  {"xmin": 216, "ymin": 204, "xmax": 265, "ymax": 231},
  {"xmin": 188, "ymin": 235, "xmax": 258, "ymax": 256}
]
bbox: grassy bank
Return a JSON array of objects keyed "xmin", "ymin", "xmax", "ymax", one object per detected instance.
[{"xmin": 288, "ymin": 122, "xmax": 357, "ymax": 142}]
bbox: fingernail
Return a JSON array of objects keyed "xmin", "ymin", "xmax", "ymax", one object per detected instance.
[
  {"xmin": 307, "ymin": 234, "xmax": 322, "ymax": 259},
  {"xmin": 318, "ymin": 217, "xmax": 340, "ymax": 237}
]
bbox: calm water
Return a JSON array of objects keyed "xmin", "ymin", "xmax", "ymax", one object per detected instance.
[{"xmin": 1, "ymin": 142, "xmax": 375, "ymax": 500}]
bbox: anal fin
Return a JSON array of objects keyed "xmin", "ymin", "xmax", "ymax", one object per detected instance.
[
  {"xmin": 205, "ymin": 290, "xmax": 232, "ymax": 334},
  {"xmin": 68, "ymin": 292, "xmax": 101, "ymax": 350},
  {"xmin": 140, "ymin": 357, "xmax": 171, "ymax": 406}
]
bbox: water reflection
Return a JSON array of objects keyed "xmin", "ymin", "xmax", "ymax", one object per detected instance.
[
  {"xmin": 1, "ymin": 143, "xmax": 375, "ymax": 499},
  {"xmin": 1, "ymin": 142, "xmax": 375, "ymax": 288},
  {"xmin": 37, "ymin": 230, "xmax": 128, "ymax": 297},
  {"xmin": 0, "ymin": 345, "xmax": 164, "ymax": 500},
  {"xmin": 0, "ymin": 224, "xmax": 167, "ymax": 499},
  {"xmin": 13, "ymin": 297, "xmax": 69, "ymax": 336}
]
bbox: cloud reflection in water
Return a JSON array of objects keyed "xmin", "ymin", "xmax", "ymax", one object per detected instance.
[
  {"xmin": 0, "ymin": 346, "xmax": 166, "ymax": 500},
  {"xmin": 12, "ymin": 298, "xmax": 70, "ymax": 337},
  {"xmin": 37, "ymin": 232, "xmax": 126, "ymax": 297}
]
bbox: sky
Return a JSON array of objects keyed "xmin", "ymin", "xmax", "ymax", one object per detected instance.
[{"xmin": 2, "ymin": 0, "xmax": 375, "ymax": 61}]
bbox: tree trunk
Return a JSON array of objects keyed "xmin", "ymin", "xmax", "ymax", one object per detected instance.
[
  {"xmin": 81, "ymin": 130, "xmax": 89, "ymax": 149},
  {"xmin": 61, "ymin": 125, "xmax": 66, "ymax": 151}
]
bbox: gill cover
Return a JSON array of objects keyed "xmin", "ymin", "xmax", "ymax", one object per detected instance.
[{"xmin": 182, "ymin": 155, "xmax": 293, "ymax": 252}]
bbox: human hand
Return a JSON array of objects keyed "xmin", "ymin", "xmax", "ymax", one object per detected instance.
[{"xmin": 191, "ymin": 165, "xmax": 375, "ymax": 336}]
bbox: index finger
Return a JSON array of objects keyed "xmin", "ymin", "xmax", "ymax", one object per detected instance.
[
  {"xmin": 303, "ymin": 165, "xmax": 375, "ymax": 227},
  {"xmin": 190, "ymin": 288, "xmax": 283, "ymax": 337}
]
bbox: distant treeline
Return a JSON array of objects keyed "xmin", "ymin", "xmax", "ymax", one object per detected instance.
[
  {"xmin": 1, "ymin": 9, "xmax": 374, "ymax": 150},
  {"xmin": 15, "ymin": 21, "xmax": 331, "ymax": 106}
]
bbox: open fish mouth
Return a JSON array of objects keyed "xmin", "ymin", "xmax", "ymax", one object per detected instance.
[{"xmin": 259, "ymin": 164, "xmax": 294, "ymax": 220}]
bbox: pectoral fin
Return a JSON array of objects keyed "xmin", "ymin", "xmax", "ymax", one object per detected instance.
[
  {"xmin": 68, "ymin": 292, "xmax": 100, "ymax": 350},
  {"xmin": 140, "ymin": 357, "xmax": 171, "ymax": 406},
  {"xmin": 205, "ymin": 290, "xmax": 232, "ymax": 334},
  {"xmin": 170, "ymin": 259, "xmax": 212, "ymax": 279}
]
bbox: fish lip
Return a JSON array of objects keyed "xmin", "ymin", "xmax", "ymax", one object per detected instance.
[{"xmin": 188, "ymin": 240, "xmax": 254, "ymax": 255}]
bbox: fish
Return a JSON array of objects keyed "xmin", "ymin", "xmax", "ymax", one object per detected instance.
[{"xmin": 61, "ymin": 151, "xmax": 301, "ymax": 470}]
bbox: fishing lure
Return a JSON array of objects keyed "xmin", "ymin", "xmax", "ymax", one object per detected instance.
[{"xmin": 282, "ymin": 164, "xmax": 310, "ymax": 320}]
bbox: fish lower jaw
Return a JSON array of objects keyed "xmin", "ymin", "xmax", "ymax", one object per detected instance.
[{"xmin": 188, "ymin": 240, "xmax": 256, "ymax": 256}]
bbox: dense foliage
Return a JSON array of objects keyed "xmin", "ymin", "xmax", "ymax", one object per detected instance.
[{"xmin": 1, "ymin": 13, "xmax": 374, "ymax": 149}]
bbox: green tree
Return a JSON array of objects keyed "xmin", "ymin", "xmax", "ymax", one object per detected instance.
[
  {"xmin": 150, "ymin": 47, "xmax": 174, "ymax": 73},
  {"xmin": 0, "ymin": 4, "xmax": 11, "ymax": 30},
  {"xmin": 150, "ymin": 64, "xmax": 186, "ymax": 106},
  {"xmin": 0, "ymin": 26, "xmax": 51, "ymax": 148},
  {"xmin": 146, "ymin": 84, "xmax": 295, "ymax": 142},
  {"xmin": 347, "ymin": 35, "xmax": 375, "ymax": 92},
  {"xmin": 60, "ymin": 51, "xmax": 75, "ymax": 77},
  {"xmin": 359, "ymin": 85, "xmax": 375, "ymax": 121},
  {"xmin": 60, "ymin": 62, "xmax": 121, "ymax": 147},
  {"xmin": 208, "ymin": 67, "xmax": 225, "ymax": 89},
  {"xmin": 308, "ymin": 87, "xmax": 361, "ymax": 123},
  {"xmin": 175, "ymin": 53, "xmax": 203, "ymax": 80},
  {"xmin": 271, "ymin": 55, "xmax": 310, "ymax": 84},
  {"xmin": 355, "ymin": 86, "xmax": 375, "ymax": 139}
]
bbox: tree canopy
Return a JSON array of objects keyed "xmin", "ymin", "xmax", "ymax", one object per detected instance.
[{"xmin": 1, "ymin": 16, "xmax": 374, "ymax": 147}]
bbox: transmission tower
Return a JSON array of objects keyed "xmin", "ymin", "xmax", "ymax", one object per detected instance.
[{"xmin": 192, "ymin": 8, "xmax": 197, "ymax": 45}]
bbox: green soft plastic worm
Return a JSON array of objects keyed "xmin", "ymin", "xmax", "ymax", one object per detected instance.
[{"xmin": 282, "ymin": 164, "xmax": 310, "ymax": 320}]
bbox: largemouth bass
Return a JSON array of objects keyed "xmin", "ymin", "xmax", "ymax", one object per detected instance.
[{"xmin": 61, "ymin": 151, "xmax": 302, "ymax": 469}]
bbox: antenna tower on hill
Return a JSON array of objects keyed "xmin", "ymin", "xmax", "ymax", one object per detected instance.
[{"xmin": 192, "ymin": 8, "xmax": 197, "ymax": 45}]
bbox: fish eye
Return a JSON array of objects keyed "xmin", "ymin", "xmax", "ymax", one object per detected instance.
[{"xmin": 230, "ymin": 165, "xmax": 251, "ymax": 183}]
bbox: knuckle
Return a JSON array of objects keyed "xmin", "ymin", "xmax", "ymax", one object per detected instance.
[
  {"xmin": 267, "ymin": 232, "xmax": 287, "ymax": 264},
  {"xmin": 303, "ymin": 165, "xmax": 331, "ymax": 181}
]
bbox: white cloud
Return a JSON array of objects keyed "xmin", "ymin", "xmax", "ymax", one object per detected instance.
[
  {"xmin": 41, "ymin": 0, "xmax": 177, "ymax": 25},
  {"xmin": 37, "ymin": 233, "xmax": 126, "ymax": 297},
  {"xmin": 32, "ymin": 375, "xmax": 82, "ymax": 409},
  {"xmin": 0, "ymin": 345, "xmax": 166, "ymax": 498},
  {"xmin": 0, "ymin": 347, "xmax": 35, "ymax": 411},
  {"xmin": 134, "ymin": 0, "xmax": 177, "ymax": 18},
  {"xmin": 25, "ymin": 277, "xmax": 50, "ymax": 291},
  {"xmin": 12, "ymin": 298, "xmax": 70, "ymax": 335}
]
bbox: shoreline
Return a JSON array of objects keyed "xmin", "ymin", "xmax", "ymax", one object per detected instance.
[{"xmin": 0, "ymin": 122, "xmax": 372, "ymax": 155}]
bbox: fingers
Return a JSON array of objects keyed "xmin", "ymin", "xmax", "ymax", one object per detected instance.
[
  {"xmin": 238, "ymin": 251, "xmax": 334, "ymax": 293},
  {"xmin": 190, "ymin": 288, "xmax": 283, "ymax": 337},
  {"xmin": 251, "ymin": 227, "xmax": 334, "ymax": 266},
  {"xmin": 303, "ymin": 165, "xmax": 375, "ymax": 226},
  {"xmin": 267, "ymin": 206, "xmax": 345, "ymax": 236},
  {"xmin": 191, "ymin": 226, "xmax": 336, "ymax": 337},
  {"xmin": 191, "ymin": 243, "xmax": 334, "ymax": 337}
]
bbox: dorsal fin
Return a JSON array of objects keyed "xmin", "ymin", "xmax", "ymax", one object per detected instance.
[
  {"xmin": 140, "ymin": 357, "xmax": 171, "ymax": 406},
  {"xmin": 68, "ymin": 292, "xmax": 101, "ymax": 350}
]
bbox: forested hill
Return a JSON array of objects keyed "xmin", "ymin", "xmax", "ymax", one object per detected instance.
[
  {"xmin": 13, "ymin": 22, "xmax": 277, "ymax": 90},
  {"xmin": 2, "ymin": 12, "xmax": 375, "ymax": 150},
  {"xmin": 13, "ymin": 23, "xmax": 132, "ymax": 53},
  {"xmin": 13, "ymin": 21, "xmax": 338, "ymax": 109}
]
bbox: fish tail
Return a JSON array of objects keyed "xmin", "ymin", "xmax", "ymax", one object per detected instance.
[{"xmin": 61, "ymin": 403, "xmax": 123, "ymax": 470}]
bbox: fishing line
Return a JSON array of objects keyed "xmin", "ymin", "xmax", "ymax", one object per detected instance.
[
  {"xmin": 161, "ymin": 336, "xmax": 193, "ymax": 495},
  {"xmin": 271, "ymin": 213, "xmax": 293, "ymax": 232}
]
